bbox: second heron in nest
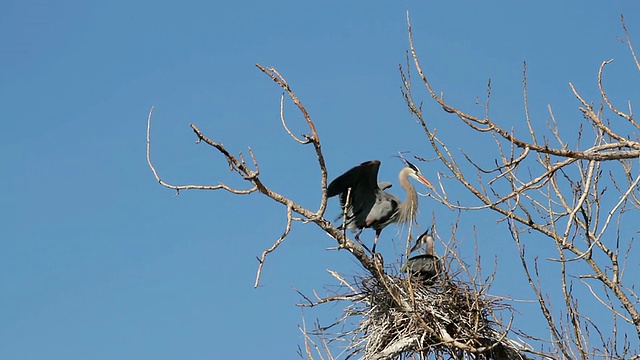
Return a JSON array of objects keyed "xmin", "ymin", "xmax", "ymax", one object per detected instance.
[{"xmin": 403, "ymin": 231, "xmax": 441, "ymax": 283}]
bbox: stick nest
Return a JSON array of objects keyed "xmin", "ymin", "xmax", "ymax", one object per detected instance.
[{"xmin": 332, "ymin": 270, "xmax": 532, "ymax": 360}]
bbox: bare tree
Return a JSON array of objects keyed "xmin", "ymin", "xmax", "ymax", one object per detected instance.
[
  {"xmin": 400, "ymin": 13, "xmax": 640, "ymax": 360},
  {"xmin": 147, "ymin": 13, "xmax": 639, "ymax": 360}
]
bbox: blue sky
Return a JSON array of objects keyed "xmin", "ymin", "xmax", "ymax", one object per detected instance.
[{"xmin": 2, "ymin": 1, "xmax": 640, "ymax": 359}]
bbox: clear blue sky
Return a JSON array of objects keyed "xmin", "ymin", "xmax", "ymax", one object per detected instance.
[{"xmin": 2, "ymin": 1, "xmax": 639, "ymax": 359}]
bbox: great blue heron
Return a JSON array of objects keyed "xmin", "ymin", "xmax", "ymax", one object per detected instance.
[
  {"xmin": 327, "ymin": 159, "xmax": 434, "ymax": 252},
  {"xmin": 403, "ymin": 231, "xmax": 441, "ymax": 282}
]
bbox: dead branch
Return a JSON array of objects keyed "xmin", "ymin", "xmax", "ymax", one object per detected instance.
[{"xmin": 146, "ymin": 107, "xmax": 259, "ymax": 195}]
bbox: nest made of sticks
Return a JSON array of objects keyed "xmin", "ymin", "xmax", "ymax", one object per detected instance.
[{"xmin": 335, "ymin": 269, "xmax": 531, "ymax": 360}]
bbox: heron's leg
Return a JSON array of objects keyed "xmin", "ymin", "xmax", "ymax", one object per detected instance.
[
  {"xmin": 354, "ymin": 229, "xmax": 372, "ymax": 253},
  {"xmin": 371, "ymin": 230, "xmax": 381, "ymax": 253}
]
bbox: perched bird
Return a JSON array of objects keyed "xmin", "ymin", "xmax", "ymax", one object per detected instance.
[
  {"xmin": 403, "ymin": 231, "xmax": 441, "ymax": 282},
  {"xmin": 327, "ymin": 159, "xmax": 434, "ymax": 252}
]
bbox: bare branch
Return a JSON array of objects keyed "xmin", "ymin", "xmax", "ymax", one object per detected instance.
[
  {"xmin": 146, "ymin": 106, "xmax": 258, "ymax": 194},
  {"xmin": 621, "ymin": 14, "xmax": 640, "ymax": 72},
  {"xmin": 254, "ymin": 203, "xmax": 294, "ymax": 288},
  {"xmin": 279, "ymin": 93, "xmax": 308, "ymax": 144},
  {"xmin": 597, "ymin": 59, "xmax": 639, "ymax": 128},
  {"xmin": 256, "ymin": 63, "xmax": 329, "ymax": 219}
]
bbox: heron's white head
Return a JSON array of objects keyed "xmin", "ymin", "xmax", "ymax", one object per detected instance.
[
  {"xmin": 410, "ymin": 231, "xmax": 435, "ymax": 255},
  {"xmin": 404, "ymin": 160, "xmax": 435, "ymax": 191}
]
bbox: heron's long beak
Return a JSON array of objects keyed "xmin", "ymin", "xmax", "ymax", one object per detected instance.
[
  {"xmin": 418, "ymin": 174, "xmax": 435, "ymax": 191},
  {"xmin": 409, "ymin": 241, "xmax": 421, "ymax": 253},
  {"xmin": 412, "ymin": 230, "xmax": 430, "ymax": 253}
]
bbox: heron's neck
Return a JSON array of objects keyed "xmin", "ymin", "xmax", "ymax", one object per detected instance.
[
  {"xmin": 424, "ymin": 237, "xmax": 435, "ymax": 256},
  {"xmin": 398, "ymin": 167, "xmax": 418, "ymax": 224}
]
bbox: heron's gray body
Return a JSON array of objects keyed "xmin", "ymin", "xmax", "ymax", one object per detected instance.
[{"xmin": 406, "ymin": 254, "xmax": 439, "ymax": 280}]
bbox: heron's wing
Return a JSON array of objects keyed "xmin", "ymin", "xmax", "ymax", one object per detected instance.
[
  {"xmin": 377, "ymin": 181, "xmax": 393, "ymax": 191},
  {"xmin": 327, "ymin": 160, "xmax": 380, "ymax": 197},
  {"xmin": 367, "ymin": 191, "xmax": 400, "ymax": 229},
  {"xmin": 327, "ymin": 160, "xmax": 381, "ymax": 228},
  {"xmin": 368, "ymin": 184, "xmax": 397, "ymax": 227}
]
